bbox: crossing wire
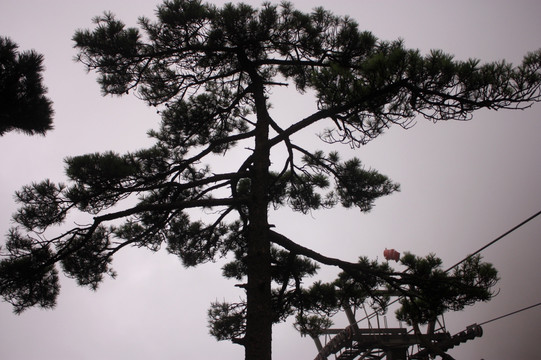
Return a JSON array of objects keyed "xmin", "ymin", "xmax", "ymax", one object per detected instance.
[
  {"xmin": 354, "ymin": 209, "xmax": 541, "ymax": 324},
  {"xmin": 479, "ymin": 301, "xmax": 541, "ymax": 326},
  {"xmin": 445, "ymin": 209, "xmax": 541, "ymax": 272}
]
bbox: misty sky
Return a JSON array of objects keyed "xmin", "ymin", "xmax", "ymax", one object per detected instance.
[{"xmin": 1, "ymin": 1, "xmax": 541, "ymax": 359}]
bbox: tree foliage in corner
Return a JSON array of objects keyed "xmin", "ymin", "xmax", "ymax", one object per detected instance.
[
  {"xmin": 0, "ymin": 37, "xmax": 54, "ymax": 135},
  {"xmin": 1, "ymin": 1, "xmax": 540, "ymax": 359}
]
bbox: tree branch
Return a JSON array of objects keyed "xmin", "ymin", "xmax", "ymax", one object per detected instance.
[
  {"xmin": 95, "ymin": 197, "xmax": 242, "ymax": 223},
  {"xmin": 270, "ymin": 230, "xmax": 386, "ymax": 276}
]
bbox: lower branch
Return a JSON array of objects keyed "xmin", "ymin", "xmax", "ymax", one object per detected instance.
[{"xmin": 269, "ymin": 230, "xmax": 403, "ymax": 284}]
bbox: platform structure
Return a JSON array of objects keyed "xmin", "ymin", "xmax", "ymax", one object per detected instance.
[{"xmin": 311, "ymin": 305, "xmax": 483, "ymax": 360}]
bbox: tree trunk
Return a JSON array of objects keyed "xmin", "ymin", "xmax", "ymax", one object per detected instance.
[
  {"xmin": 245, "ymin": 72, "xmax": 272, "ymax": 360},
  {"xmin": 245, "ymin": 200, "xmax": 272, "ymax": 360}
]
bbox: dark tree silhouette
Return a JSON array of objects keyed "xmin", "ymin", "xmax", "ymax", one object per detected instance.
[
  {"xmin": 1, "ymin": 1, "xmax": 540, "ymax": 359},
  {"xmin": 0, "ymin": 37, "xmax": 54, "ymax": 135}
]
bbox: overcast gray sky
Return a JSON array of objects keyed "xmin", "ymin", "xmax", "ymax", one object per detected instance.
[{"xmin": 1, "ymin": 1, "xmax": 541, "ymax": 359}]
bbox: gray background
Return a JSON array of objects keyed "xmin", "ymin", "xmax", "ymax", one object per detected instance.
[{"xmin": 1, "ymin": 1, "xmax": 540, "ymax": 359}]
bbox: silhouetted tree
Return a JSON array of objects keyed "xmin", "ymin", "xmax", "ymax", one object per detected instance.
[
  {"xmin": 1, "ymin": 1, "xmax": 540, "ymax": 359},
  {"xmin": 0, "ymin": 37, "xmax": 54, "ymax": 135}
]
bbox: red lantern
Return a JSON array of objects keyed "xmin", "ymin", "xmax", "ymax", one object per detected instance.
[{"xmin": 383, "ymin": 248, "xmax": 400, "ymax": 262}]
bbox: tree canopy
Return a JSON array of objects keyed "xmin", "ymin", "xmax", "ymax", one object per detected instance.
[
  {"xmin": 1, "ymin": 1, "xmax": 540, "ymax": 359},
  {"xmin": 0, "ymin": 37, "xmax": 54, "ymax": 136}
]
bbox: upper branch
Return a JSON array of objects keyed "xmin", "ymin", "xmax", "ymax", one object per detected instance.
[{"xmin": 94, "ymin": 196, "xmax": 242, "ymax": 224}]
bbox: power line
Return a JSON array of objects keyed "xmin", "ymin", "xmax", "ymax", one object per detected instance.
[
  {"xmin": 445, "ymin": 209, "xmax": 541, "ymax": 272},
  {"xmin": 354, "ymin": 209, "xmax": 541, "ymax": 325},
  {"xmin": 479, "ymin": 301, "xmax": 541, "ymax": 326}
]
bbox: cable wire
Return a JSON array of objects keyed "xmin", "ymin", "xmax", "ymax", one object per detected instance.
[
  {"xmin": 354, "ymin": 210, "xmax": 541, "ymax": 326},
  {"xmin": 479, "ymin": 301, "xmax": 541, "ymax": 326},
  {"xmin": 445, "ymin": 209, "xmax": 541, "ymax": 272}
]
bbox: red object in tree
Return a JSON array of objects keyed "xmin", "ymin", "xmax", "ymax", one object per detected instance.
[{"xmin": 383, "ymin": 249, "xmax": 400, "ymax": 262}]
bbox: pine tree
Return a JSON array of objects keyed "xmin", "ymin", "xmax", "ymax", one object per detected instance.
[
  {"xmin": 1, "ymin": 1, "xmax": 540, "ymax": 359},
  {"xmin": 0, "ymin": 37, "xmax": 54, "ymax": 135}
]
